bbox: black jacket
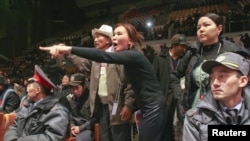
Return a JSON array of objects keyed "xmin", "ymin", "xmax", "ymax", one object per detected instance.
[
  {"xmin": 67, "ymin": 88, "xmax": 97, "ymax": 131},
  {"xmin": 152, "ymin": 49, "xmax": 171, "ymax": 101},
  {"xmin": 152, "ymin": 48, "xmax": 185, "ymax": 104},
  {"xmin": 54, "ymin": 85, "xmax": 72, "ymax": 111},
  {"xmin": 0, "ymin": 86, "xmax": 20, "ymax": 113}
]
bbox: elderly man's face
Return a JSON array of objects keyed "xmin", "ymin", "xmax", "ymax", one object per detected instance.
[
  {"xmin": 26, "ymin": 82, "xmax": 40, "ymax": 102},
  {"xmin": 93, "ymin": 33, "xmax": 111, "ymax": 50}
]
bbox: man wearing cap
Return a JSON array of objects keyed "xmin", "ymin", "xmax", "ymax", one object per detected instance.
[
  {"xmin": 4, "ymin": 65, "xmax": 70, "ymax": 141},
  {"xmin": 64, "ymin": 24, "xmax": 135, "ymax": 141},
  {"xmin": 66, "ymin": 72, "xmax": 97, "ymax": 141},
  {"xmin": 182, "ymin": 52, "xmax": 250, "ymax": 141},
  {"xmin": 152, "ymin": 34, "xmax": 188, "ymax": 141}
]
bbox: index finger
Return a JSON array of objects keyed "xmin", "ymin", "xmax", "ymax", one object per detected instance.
[{"xmin": 39, "ymin": 46, "xmax": 52, "ymax": 51}]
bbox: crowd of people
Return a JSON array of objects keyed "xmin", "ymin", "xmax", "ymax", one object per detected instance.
[{"xmin": 0, "ymin": 12, "xmax": 250, "ymax": 141}]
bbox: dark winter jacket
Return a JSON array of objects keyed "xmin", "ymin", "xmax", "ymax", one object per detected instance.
[
  {"xmin": 0, "ymin": 86, "xmax": 20, "ymax": 113},
  {"xmin": 4, "ymin": 96, "xmax": 70, "ymax": 141},
  {"xmin": 67, "ymin": 88, "xmax": 98, "ymax": 131},
  {"xmin": 54, "ymin": 85, "xmax": 72, "ymax": 111}
]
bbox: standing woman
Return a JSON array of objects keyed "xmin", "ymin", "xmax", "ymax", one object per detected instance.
[
  {"xmin": 171, "ymin": 13, "xmax": 250, "ymax": 123},
  {"xmin": 40, "ymin": 23, "xmax": 167, "ymax": 141}
]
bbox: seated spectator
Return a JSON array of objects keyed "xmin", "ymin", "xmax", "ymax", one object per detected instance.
[
  {"xmin": 8, "ymin": 75, "xmax": 25, "ymax": 99},
  {"xmin": 4, "ymin": 65, "xmax": 70, "ymax": 141},
  {"xmin": 182, "ymin": 52, "xmax": 250, "ymax": 141},
  {"xmin": 0, "ymin": 75, "xmax": 20, "ymax": 113},
  {"xmin": 44, "ymin": 59, "xmax": 65, "ymax": 86},
  {"xmin": 54, "ymin": 73, "xmax": 72, "ymax": 111},
  {"xmin": 67, "ymin": 73, "xmax": 98, "ymax": 141}
]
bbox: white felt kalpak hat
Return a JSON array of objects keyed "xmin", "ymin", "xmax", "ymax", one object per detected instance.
[{"xmin": 91, "ymin": 24, "xmax": 113, "ymax": 38}]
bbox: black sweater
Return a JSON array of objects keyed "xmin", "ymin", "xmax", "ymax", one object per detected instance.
[{"xmin": 71, "ymin": 47, "xmax": 165, "ymax": 113}]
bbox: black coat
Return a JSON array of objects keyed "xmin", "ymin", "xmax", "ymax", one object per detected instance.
[
  {"xmin": 67, "ymin": 88, "xmax": 97, "ymax": 131},
  {"xmin": 152, "ymin": 48, "xmax": 185, "ymax": 104},
  {"xmin": 0, "ymin": 86, "xmax": 20, "ymax": 113},
  {"xmin": 54, "ymin": 85, "xmax": 72, "ymax": 111}
]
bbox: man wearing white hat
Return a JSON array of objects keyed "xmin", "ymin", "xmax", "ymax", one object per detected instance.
[{"xmin": 64, "ymin": 24, "xmax": 136, "ymax": 141}]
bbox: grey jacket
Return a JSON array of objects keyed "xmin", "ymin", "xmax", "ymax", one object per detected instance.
[
  {"xmin": 182, "ymin": 87, "xmax": 250, "ymax": 141},
  {"xmin": 4, "ymin": 96, "xmax": 70, "ymax": 141}
]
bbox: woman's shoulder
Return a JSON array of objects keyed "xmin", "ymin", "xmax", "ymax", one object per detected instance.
[{"xmin": 222, "ymin": 39, "xmax": 250, "ymax": 57}]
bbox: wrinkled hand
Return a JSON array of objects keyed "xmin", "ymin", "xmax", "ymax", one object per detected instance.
[
  {"xmin": 71, "ymin": 126, "xmax": 80, "ymax": 136},
  {"xmin": 39, "ymin": 44, "xmax": 72, "ymax": 59},
  {"xmin": 120, "ymin": 105, "xmax": 132, "ymax": 121}
]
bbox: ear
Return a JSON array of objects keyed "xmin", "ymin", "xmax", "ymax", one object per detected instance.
[
  {"xmin": 128, "ymin": 41, "xmax": 133, "ymax": 48},
  {"xmin": 217, "ymin": 25, "xmax": 223, "ymax": 35},
  {"xmin": 128, "ymin": 43, "xmax": 131, "ymax": 48},
  {"xmin": 239, "ymin": 76, "xmax": 248, "ymax": 88}
]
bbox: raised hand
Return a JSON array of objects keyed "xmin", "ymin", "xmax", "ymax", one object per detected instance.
[{"xmin": 39, "ymin": 44, "xmax": 72, "ymax": 59}]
